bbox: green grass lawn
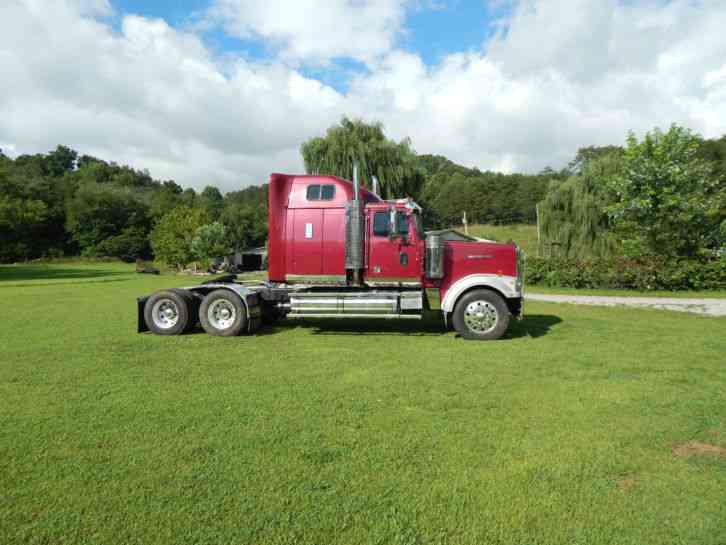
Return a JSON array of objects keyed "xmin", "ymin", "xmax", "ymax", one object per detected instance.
[
  {"xmin": 1, "ymin": 262, "xmax": 725, "ymax": 545},
  {"xmin": 464, "ymin": 224, "xmax": 538, "ymax": 256}
]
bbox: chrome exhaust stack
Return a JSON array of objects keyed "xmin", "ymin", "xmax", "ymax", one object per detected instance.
[{"xmin": 345, "ymin": 162, "xmax": 365, "ymax": 285}]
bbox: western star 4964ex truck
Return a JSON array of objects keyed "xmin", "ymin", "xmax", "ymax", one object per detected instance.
[{"xmin": 138, "ymin": 168, "xmax": 524, "ymax": 340}]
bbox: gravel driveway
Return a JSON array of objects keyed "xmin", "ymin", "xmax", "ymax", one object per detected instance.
[{"xmin": 526, "ymin": 293, "xmax": 726, "ymax": 317}]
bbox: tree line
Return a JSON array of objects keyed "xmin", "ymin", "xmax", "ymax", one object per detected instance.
[
  {"xmin": 2, "ymin": 119, "xmax": 724, "ymax": 268},
  {"xmin": 0, "ymin": 147, "xmax": 267, "ymax": 265},
  {"xmin": 0, "ymin": 119, "xmax": 551, "ymax": 267}
]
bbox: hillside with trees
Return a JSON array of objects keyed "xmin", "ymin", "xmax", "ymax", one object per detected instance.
[
  {"xmin": 0, "ymin": 147, "xmax": 268, "ymax": 266},
  {"xmin": 1, "ymin": 119, "xmax": 725, "ymax": 286}
]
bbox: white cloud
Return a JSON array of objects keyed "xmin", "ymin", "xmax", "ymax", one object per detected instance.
[
  {"xmin": 205, "ymin": 0, "xmax": 409, "ymax": 65},
  {"xmin": 0, "ymin": 0, "xmax": 346, "ymax": 190},
  {"xmin": 348, "ymin": 0, "xmax": 726, "ymax": 172},
  {"xmin": 1, "ymin": 0, "xmax": 726, "ymax": 191},
  {"xmin": 76, "ymin": 0, "xmax": 113, "ymax": 17}
]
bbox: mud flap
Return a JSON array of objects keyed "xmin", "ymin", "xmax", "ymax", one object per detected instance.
[
  {"xmin": 245, "ymin": 293, "xmax": 262, "ymax": 333},
  {"xmin": 137, "ymin": 296, "xmax": 149, "ymax": 333}
]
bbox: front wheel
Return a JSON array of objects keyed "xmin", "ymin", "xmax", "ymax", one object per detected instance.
[
  {"xmin": 199, "ymin": 289, "xmax": 248, "ymax": 336},
  {"xmin": 452, "ymin": 289, "xmax": 510, "ymax": 340}
]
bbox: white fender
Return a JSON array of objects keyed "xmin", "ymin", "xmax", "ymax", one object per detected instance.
[{"xmin": 441, "ymin": 274, "xmax": 521, "ymax": 313}]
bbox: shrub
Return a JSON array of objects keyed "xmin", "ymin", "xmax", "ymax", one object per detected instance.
[
  {"xmin": 150, "ymin": 206, "xmax": 209, "ymax": 270},
  {"xmin": 526, "ymin": 256, "xmax": 726, "ymax": 291}
]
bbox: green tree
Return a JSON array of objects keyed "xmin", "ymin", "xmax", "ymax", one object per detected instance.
[
  {"xmin": 0, "ymin": 191, "xmax": 49, "ymax": 260},
  {"xmin": 220, "ymin": 185, "xmax": 269, "ymax": 250},
  {"xmin": 607, "ymin": 125, "xmax": 725, "ymax": 257},
  {"xmin": 180, "ymin": 188, "xmax": 197, "ymax": 208},
  {"xmin": 150, "ymin": 180, "xmax": 183, "ymax": 220},
  {"xmin": 95, "ymin": 226, "xmax": 151, "ymax": 262},
  {"xmin": 567, "ymin": 145, "xmax": 623, "ymax": 174},
  {"xmin": 150, "ymin": 206, "xmax": 209, "ymax": 269},
  {"xmin": 190, "ymin": 222, "xmax": 229, "ymax": 267},
  {"xmin": 538, "ymin": 152, "xmax": 622, "ymax": 258},
  {"xmin": 698, "ymin": 135, "xmax": 726, "ymax": 180},
  {"xmin": 42, "ymin": 145, "xmax": 78, "ymax": 177},
  {"xmin": 300, "ymin": 117, "xmax": 424, "ymax": 199},
  {"xmin": 199, "ymin": 186, "xmax": 224, "ymax": 220},
  {"xmin": 65, "ymin": 181, "xmax": 150, "ymax": 256}
]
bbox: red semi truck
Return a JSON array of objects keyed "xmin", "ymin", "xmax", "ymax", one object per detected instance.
[{"xmin": 138, "ymin": 168, "xmax": 524, "ymax": 340}]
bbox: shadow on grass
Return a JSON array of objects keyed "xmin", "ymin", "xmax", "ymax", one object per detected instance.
[
  {"xmin": 505, "ymin": 314, "xmax": 563, "ymax": 339},
  {"xmin": 254, "ymin": 313, "xmax": 563, "ymax": 339},
  {"xmin": 0, "ymin": 266, "xmax": 127, "ymax": 282}
]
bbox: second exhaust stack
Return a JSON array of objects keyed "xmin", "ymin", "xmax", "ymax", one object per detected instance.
[{"xmin": 344, "ymin": 163, "xmax": 365, "ymax": 285}]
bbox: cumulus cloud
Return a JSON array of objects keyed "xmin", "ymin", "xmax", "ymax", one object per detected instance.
[
  {"xmin": 1, "ymin": 0, "xmax": 726, "ymax": 190},
  {"xmin": 0, "ymin": 0, "xmax": 346, "ymax": 190},
  {"xmin": 205, "ymin": 0, "xmax": 409, "ymax": 65},
  {"xmin": 350, "ymin": 0, "xmax": 726, "ymax": 172}
]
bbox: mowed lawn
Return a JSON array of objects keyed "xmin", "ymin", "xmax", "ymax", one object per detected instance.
[
  {"xmin": 1, "ymin": 263, "xmax": 725, "ymax": 545},
  {"xmin": 466, "ymin": 224, "xmax": 538, "ymax": 256}
]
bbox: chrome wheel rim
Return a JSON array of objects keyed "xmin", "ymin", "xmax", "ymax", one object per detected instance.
[
  {"xmin": 463, "ymin": 300, "xmax": 498, "ymax": 334},
  {"xmin": 152, "ymin": 298, "xmax": 180, "ymax": 330},
  {"xmin": 208, "ymin": 299, "xmax": 236, "ymax": 330}
]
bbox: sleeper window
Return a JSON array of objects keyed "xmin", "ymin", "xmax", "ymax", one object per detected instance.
[
  {"xmin": 306, "ymin": 184, "xmax": 336, "ymax": 201},
  {"xmin": 306, "ymin": 185, "xmax": 321, "ymax": 200},
  {"xmin": 320, "ymin": 185, "xmax": 335, "ymax": 200}
]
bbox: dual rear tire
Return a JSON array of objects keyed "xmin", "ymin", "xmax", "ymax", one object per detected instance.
[
  {"xmin": 144, "ymin": 289, "xmax": 195, "ymax": 336},
  {"xmin": 199, "ymin": 289, "xmax": 248, "ymax": 336},
  {"xmin": 144, "ymin": 289, "xmax": 247, "ymax": 337}
]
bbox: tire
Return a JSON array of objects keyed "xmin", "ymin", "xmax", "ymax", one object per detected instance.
[
  {"xmin": 199, "ymin": 289, "xmax": 248, "ymax": 337},
  {"xmin": 144, "ymin": 289, "xmax": 193, "ymax": 336},
  {"xmin": 452, "ymin": 289, "xmax": 510, "ymax": 340}
]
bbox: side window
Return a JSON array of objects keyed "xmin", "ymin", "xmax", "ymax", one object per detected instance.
[
  {"xmin": 306, "ymin": 185, "xmax": 321, "ymax": 200},
  {"xmin": 320, "ymin": 185, "xmax": 335, "ymax": 200},
  {"xmin": 307, "ymin": 184, "xmax": 335, "ymax": 201},
  {"xmin": 373, "ymin": 211, "xmax": 389, "ymax": 237},
  {"xmin": 397, "ymin": 213, "xmax": 410, "ymax": 236}
]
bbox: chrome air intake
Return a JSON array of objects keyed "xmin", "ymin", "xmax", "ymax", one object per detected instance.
[{"xmin": 425, "ymin": 233, "xmax": 445, "ymax": 279}]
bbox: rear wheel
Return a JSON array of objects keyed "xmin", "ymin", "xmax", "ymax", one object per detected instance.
[
  {"xmin": 144, "ymin": 289, "xmax": 193, "ymax": 335},
  {"xmin": 199, "ymin": 289, "xmax": 248, "ymax": 336},
  {"xmin": 452, "ymin": 289, "xmax": 510, "ymax": 340}
]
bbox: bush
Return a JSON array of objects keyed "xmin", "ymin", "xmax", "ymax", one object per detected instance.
[{"xmin": 526, "ymin": 256, "xmax": 726, "ymax": 291}]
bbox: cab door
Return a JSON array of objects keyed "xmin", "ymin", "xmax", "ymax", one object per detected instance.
[{"xmin": 366, "ymin": 210, "xmax": 420, "ymax": 284}]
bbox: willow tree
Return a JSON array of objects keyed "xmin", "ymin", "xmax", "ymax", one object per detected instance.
[
  {"xmin": 538, "ymin": 152, "xmax": 622, "ymax": 258},
  {"xmin": 300, "ymin": 117, "xmax": 424, "ymax": 199}
]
